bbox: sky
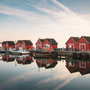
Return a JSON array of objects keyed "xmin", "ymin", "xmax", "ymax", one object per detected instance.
[{"xmin": 0, "ymin": 0, "xmax": 90, "ymax": 47}]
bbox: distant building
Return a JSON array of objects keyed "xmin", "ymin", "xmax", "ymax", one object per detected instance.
[
  {"xmin": 66, "ymin": 37, "xmax": 79, "ymax": 51},
  {"xmin": 35, "ymin": 39, "xmax": 45, "ymax": 50},
  {"xmin": 43, "ymin": 38, "xmax": 58, "ymax": 51},
  {"xmin": 16, "ymin": 40, "xmax": 34, "ymax": 51},
  {"xmin": 78, "ymin": 36, "xmax": 90, "ymax": 51},
  {"xmin": 36, "ymin": 38, "xmax": 58, "ymax": 51},
  {"xmin": 16, "ymin": 40, "xmax": 22, "ymax": 50},
  {"xmin": 2, "ymin": 41, "xmax": 15, "ymax": 51}
]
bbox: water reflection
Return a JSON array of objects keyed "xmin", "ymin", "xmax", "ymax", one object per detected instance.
[
  {"xmin": 1, "ymin": 54, "xmax": 90, "ymax": 76},
  {"xmin": 36, "ymin": 59, "xmax": 58, "ymax": 69},
  {"xmin": 2, "ymin": 55, "xmax": 15, "ymax": 62},
  {"xmin": 16, "ymin": 55, "xmax": 34, "ymax": 65},
  {"xmin": 0, "ymin": 55, "xmax": 90, "ymax": 90},
  {"xmin": 66, "ymin": 60, "xmax": 90, "ymax": 75}
]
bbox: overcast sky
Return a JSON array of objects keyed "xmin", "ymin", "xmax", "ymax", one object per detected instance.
[{"xmin": 0, "ymin": 0, "xmax": 90, "ymax": 47}]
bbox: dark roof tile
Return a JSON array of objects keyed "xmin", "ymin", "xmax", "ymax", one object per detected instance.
[
  {"xmin": 82, "ymin": 36, "xmax": 90, "ymax": 43},
  {"xmin": 45, "ymin": 38, "xmax": 58, "ymax": 45},
  {"xmin": 23, "ymin": 40, "xmax": 33, "ymax": 45},
  {"xmin": 71, "ymin": 37, "xmax": 79, "ymax": 42},
  {"xmin": 39, "ymin": 39, "xmax": 45, "ymax": 43},
  {"xmin": 7, "ymin": 41, "xmax": 15, "ymax": 45}
]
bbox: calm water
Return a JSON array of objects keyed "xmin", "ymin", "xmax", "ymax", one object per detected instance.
[{"xmin": 0, "ymin": 54, "xmax": 90, "ymax": 90}]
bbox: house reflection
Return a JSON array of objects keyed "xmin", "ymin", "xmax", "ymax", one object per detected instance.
[
  {"xmin": 36, "ymin": 59, "xmax": 58, "ymax": 69},
  {"xmin": 16, "ymin": 55, "xmax": 34, "ymax": 65},
  {"xmin": 66, "ymin": 60, "xmax": 90, "ymax": 75},
  {"xmin": 2, "ymin": 55, "xmax": 15, "ymax": 62}
]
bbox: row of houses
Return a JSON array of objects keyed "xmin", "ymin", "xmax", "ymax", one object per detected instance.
[
  {"xmin": 2, "ymin": 40, "xmax": 34, "ymax": 51},
  {"xmin": 2, "ymin": 38, "xmax": 58, "ymax": 51},
  {"xmin": 66, "ymin": 36, "xmax": 90, "ymax": 51},
  {"xmin": 1, "ymin": 36, "xmax": 90, "ymax": 51}
]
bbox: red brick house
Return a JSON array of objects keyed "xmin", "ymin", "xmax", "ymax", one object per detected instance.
[
  {"xmin": 78, "ymin": 36, "xmax": 90, "ymax": 51},
  {"xmin": 66, "ymin": 37, "xmax": 79, "ymax": 51},
  {"xmin": 2, "ymin": 41, "xmax": 15, "ymax": 50},
  {"xmin": 43, "ymin": 38, "xmax": 58, "ymax": 51},
  {"xmin": 16, "ymin": 40, "xmax": 34, "ymax": 51},
  {"xmin": 35, "ymin": 39, "xmax": 45, "ymax": 50}
]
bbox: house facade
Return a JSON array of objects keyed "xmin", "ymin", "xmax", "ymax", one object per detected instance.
[
  {"xmin": 2, "ymin": 41, "xmax": 15, "ymax": 50},
  {"xmin": 36, "ymin": 39, "xmax": 45, "ymax": 50},
  {"xmin": 78, "ymin": 36, "xmax": 90, "ymax": 51},
  {"xmin": 66, "ymin": 37, "xmax": 79, "ymax": 51},
  {"xmin": 36, "ymin": 38, "xmax": 58, "ymax": 51},
  {"xmin": 16, "ymin": 40, "xmax": 22, "ymax": 50},
  {"xmin": 16, "ymin": 40, "xmax": 34, "ymax": 51},
  {"xmin": 43, "ymin": 38, "xmax": 58, "ymax": 51}
]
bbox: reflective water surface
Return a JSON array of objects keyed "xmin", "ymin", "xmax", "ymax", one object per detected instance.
[{"xmin": 0, "ymin": 54, "xmax": 90, "ymax": 90}]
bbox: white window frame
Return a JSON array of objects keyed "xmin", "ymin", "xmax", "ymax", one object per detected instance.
[
  {"xmin": 79, "ymin": 43, "xmax": 86, "ymax": 51},
  {"xmin": 69, "ymin": 44, "xmax": 74, "ymax": 49},
  {"xmin": 79, "ymin": 62, "xmax": 86, "ymax": 68}
]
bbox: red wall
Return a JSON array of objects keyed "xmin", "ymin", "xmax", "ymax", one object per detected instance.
[
  {"xmin": 22, "ymin": 41, "xmax": 33, "ymax": 50},
  {"xmin": 36, "ymin": 40, "xmax": 44, "ymax": 49},
  {"xmin": 78, "ymin": 37, "xmax": 90, "ymax": 51},
  {"xmin": 66, "ymin": 38, "xmax": 78, "ymax": 51},
  {"xmin": 16, "ymin": 41, "xmax": 22, "ymax": 50},
  {"xmin": 43, "ymin": 40, "xmax": 57, "ymax": 49},
  {"xmin": 2, "ymin": 42, "xmax": 15, "ymax": 50}
]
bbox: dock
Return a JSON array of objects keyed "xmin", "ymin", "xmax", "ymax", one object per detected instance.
[
  {"xmin": 58, "ymin": 51, "xmax": 90, "ymax": 60},
  {"xmin": 0, "ymin": 50, "xmax": 90, "ymax": 60}
]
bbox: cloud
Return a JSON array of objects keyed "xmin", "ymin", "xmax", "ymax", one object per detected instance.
[
  {"xmin": 34, "ymin": 62, "xmax": 80, "ymax": 89},
  {"xmin": 0, "ymin": 0, "xmax": 90, "ymax": 47}
]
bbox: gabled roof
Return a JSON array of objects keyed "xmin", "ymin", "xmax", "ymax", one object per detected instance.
[
  {"xmin": 39, "ymin": 39, "xmax": 45, "ymax": 43},
  {"xmin": 35, "ymin": 39, "xmax": 45, "ymax": 45},
  {"xmin": 66, "ymin": 37, "xmax": 79, "ymax": 44},
  {"xmin": 45, "ymin": 38, "xmax": 58, "ymax": 45},
  {"xmin": 2, "ymin": 41, "xmax": 6, "ymax": 44},
  {"xmin": 3, "ymin": 41, "xmax": 15, "ymax": 45},
  {"xmin": 17, "ymin": 40, "xmax": 22, "ymax": 43},
  {"xmin": 22, "ymin": 40, "xmax": 33, "ymax": 45},
  {"xmin": 72, "ymin": 37, "xmax": 79, "ymax": 42},
  {"xmin": 82, "ymin": 36, "xmax": 90, "ymax": 43},
  {"xmin": 7, "ymin": 41, "xmax": 15, "ymax": 45}
]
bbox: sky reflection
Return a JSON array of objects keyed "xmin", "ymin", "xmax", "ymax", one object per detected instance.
[{"xmin": 0, "ymin": 55, "xmax": 90, "ymax": 90}]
